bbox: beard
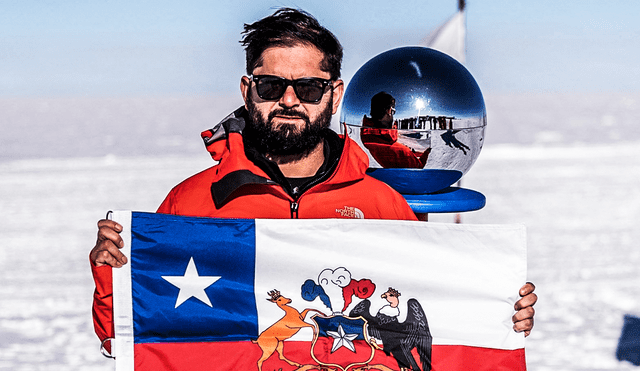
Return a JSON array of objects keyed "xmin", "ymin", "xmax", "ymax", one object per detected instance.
[{"xmin": 244, "ymin": 94, "xmax": 333, "ymax": 157}]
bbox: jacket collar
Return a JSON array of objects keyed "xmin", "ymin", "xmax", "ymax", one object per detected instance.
[{"xmin": 201, "ymin": 107, "xmax": 369, "ymax": 208}]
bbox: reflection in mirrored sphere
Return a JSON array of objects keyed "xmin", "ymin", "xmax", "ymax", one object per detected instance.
[{"xmin": 340, "ymin": 46, "xmax": 487, "ymax": 194}]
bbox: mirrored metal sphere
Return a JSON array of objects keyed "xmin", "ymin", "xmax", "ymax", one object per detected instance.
[{"xmin": 340, "ymin": 46, "xmax": 487, "ymax": 194}]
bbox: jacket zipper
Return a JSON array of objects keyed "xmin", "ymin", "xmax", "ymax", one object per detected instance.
[
  {"xmin": 286, "ymin": 156, "xmax": 337, "ymax": 220},
  {"xmin": 290, "ymin": 201, "xmax": 299, "ymax": 219},
  {"xmin": 283, "ymin": 137, "xmax": 341, "ymax": 220}
]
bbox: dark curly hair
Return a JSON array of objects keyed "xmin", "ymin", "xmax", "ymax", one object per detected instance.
[{"xmin": 240, "ymin": 8, "xmax": 343, "ymax": 80}]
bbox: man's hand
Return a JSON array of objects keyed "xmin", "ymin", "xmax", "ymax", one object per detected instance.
[
  {"xmin": 513, "ymin": 282, "xmax": 537, "ymax": 337},
  {"xmin": 89, "ymin": 219, "xmax": 128, "ymax": 268}
]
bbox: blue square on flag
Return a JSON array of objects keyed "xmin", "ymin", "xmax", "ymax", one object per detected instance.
[{"xmin": 130, "ymin": 213, "xmax": 258, "ymax": 343}]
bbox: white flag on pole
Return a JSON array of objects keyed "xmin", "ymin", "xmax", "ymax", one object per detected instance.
[{"xmin": 419, "ymin": 10, "xmax": 466, "ymax": 63}]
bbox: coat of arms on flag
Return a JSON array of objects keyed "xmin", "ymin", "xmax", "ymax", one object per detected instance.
[{"xmin": 111, "ymin": 211, "xmax": 527, "ymax": 371}]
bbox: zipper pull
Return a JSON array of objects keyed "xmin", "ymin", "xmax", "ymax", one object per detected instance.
[{"xmin": 290, "ymin": 201, "xmax": 299, "ymax": 219}]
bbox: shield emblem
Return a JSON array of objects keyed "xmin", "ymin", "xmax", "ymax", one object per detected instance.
[{"xmin": 310, "ymin": 314, "xmax": 376, "ymax": 371}]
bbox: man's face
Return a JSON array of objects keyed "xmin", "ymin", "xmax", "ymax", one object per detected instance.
[
  {"xmin": 381, "ymin": 105, "xmax": 395, "ymax": 128},
  {"xmin": 241, "ymin": 45, "xmax": 344, "ymax": 157}
]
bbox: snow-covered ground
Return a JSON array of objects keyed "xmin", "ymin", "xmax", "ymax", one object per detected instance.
[{"xmin": 0, "ymin": 94, "xmax": 639, "ymax": 370}]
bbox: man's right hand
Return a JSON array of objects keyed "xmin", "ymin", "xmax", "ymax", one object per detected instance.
[{"xmin": 90, "ymin": 219, "xmax": 128, "ymax": 268}]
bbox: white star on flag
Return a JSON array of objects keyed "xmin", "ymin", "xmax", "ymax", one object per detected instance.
[
  {"xmin": 327, "ymin": 324, "xmax": 359, "ymax": 353},
  {"xmin": 162, "ymin": 257, "xmax": 221, "ymax": 308}
]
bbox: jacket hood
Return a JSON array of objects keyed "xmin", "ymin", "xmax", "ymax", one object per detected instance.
[{"xmin": 200, "ymin": 106, "xmax": 247, "ymax": 162}]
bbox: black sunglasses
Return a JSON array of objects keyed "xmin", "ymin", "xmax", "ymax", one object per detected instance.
[{"xmin": 251, "ymin": 75, "xmax": 333, "ymax": 103}]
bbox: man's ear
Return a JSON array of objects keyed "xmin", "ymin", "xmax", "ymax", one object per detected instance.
[
  {"xmin": 331, "ymin": 79, "xmax": 344, "ymax": 115},
  {"xmin": 240, "ymin": 76, "xmax": 251, "ymax": 109}
]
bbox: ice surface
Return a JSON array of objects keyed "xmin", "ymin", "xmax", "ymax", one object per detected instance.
[{"xmin": 0, "ymin": 94, "xmax": 639, "ymax": 370}]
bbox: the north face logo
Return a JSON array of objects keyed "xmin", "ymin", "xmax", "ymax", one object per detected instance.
[{"xmin": 335, "ymin": 206, "xmax": 364, "ymax": 219}]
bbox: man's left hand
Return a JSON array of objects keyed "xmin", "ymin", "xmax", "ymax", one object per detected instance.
[{"xmin": 513, "ymin": 282, "xmax": 537, "ymax": 337}]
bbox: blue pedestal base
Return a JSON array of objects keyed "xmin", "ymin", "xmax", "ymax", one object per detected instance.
[
  {"xmin": 367, "ymin": 168, "xmax": 463, "ymax": 195},
  {"xmin": 403, "ymin": 187, "xmax": 486, "ymax": 214}
]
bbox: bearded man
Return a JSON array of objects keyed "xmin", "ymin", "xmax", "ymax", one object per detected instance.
[{"xmin": 90, "ymin": 8, "xmax": 536, "ymax": 349}]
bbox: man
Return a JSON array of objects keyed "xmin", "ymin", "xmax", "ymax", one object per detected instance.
[
  {"xmin": 90, "ymin": 8, "xmax": 536, "ymax": 349},
  {"xmin": 361, "ymin": 91, "xmax": 431, "ymax": 168}
]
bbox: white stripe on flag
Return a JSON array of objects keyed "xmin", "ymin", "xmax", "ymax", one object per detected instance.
[{"xmin": 254, "ymin": 219, "xmax": 526, "ymax": 350}]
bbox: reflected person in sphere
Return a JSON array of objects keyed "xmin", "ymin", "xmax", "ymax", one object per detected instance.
[{"xmin": 361, "ymin": 91, "xmax": 431, "ymax": 168}]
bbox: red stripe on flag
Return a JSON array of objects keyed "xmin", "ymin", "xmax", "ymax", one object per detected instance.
[
  {"xmin": 133, "ymin": 341, "xmax": 525, "ymax": 370},
  {"xmin": 432, "ymin": 345, "xmax": 527, "ymax": 371}
]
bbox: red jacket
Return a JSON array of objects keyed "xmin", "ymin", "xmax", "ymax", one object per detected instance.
[
  {"xmin": 91, "ymin": 107, "xmax": 417, "ymax": 345},
  {"xmin": 360, "ymin": 116, "xmax": 430, "ymax": 169}
]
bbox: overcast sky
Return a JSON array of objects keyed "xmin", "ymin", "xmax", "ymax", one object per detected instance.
[{"xmin": 2, "ymin": 0, "xmax": 639, "ymax": 97}]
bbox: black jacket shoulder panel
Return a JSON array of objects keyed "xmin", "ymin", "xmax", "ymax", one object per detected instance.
[{"xmin": 210, "ymin": 169, "xmax": 275, "ymax": 208}]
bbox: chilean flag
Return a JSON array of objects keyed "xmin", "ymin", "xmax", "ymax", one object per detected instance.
[{"xmin": 112, "ymin": 211, "xmax": 527, "ymax": 371}]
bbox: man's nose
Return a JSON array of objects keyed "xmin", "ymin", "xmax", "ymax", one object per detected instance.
[{"xmin": 279, "ymin": 85, "xmax": 301, "ymax": 107}]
